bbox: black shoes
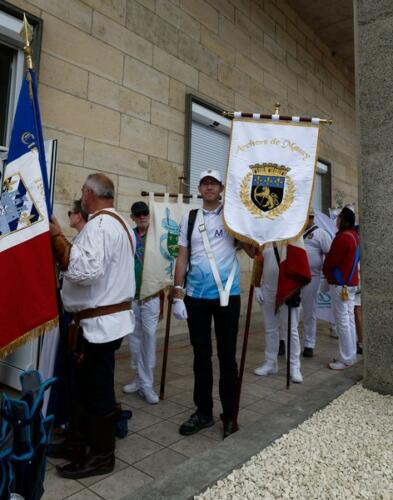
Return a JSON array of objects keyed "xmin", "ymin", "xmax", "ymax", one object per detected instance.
[
  {"xmin": 303, "ymin": 347, "xmax": 314, "ymax": 358},
  {"xmin": 179, "ymin": 412, "xmax": 214, "ymax": 436},
  {"xmin": 56, "ymin": 451, "xmax": 115, "ymax": 479},
  {"xmin": 278, "ymin": 340, "xmax": 286, "ymax": 356},
  {"xmin": 222, "ymin": 419, "xmax": 238, "ymax": 439}
]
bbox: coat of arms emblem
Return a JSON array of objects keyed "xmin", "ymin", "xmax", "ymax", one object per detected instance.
[
  {"xmin": 160, "ymin": 207, "xmax": 180, "ymax": 278},
  {"xmin": 0, "ymin": 173, "xmax": 41, "ymax": 238},
  {"xmin": 240, "ymin": 163, "xmax": 295, "ymax": 219}
]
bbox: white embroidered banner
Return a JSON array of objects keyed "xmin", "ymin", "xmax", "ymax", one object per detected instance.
[
  {"xmin": 140, "ymin": 194, "xmax": 200, "ymax": 299},
  {"xmin": 224, "ymin": 119, "xmax": 320, "ymax": 246}
]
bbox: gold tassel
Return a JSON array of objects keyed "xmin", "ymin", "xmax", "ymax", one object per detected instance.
[
  {"xmin": 0, "ymin": 317, "xmax": 59, "ymax": 359},
  {"xmin": 341, "ymin": 285, "xmax": 349, "ymax": 301}
]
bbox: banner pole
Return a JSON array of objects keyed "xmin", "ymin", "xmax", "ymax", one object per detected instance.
[
  {"xmin": 232, "ymin": 256, "xmax": 261, "ymax": 430},
  {"xmin": 232, "ymin": 283, "xmax": 254, "ymax": 431},
  {"xmin": 286, "ymin": 305, "xmax": 292, "ymax": 389},
  {"xmin": 159, "ymin": 294, "xmax": 173, "ymax": 400}
]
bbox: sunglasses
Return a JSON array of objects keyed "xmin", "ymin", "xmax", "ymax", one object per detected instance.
[{"xmin": 133, "ymin": 211, "xmax": 149, "ymax": 217}]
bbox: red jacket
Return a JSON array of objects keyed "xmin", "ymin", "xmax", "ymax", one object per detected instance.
[{"xmin": 323, "ymin": 228, "xmax": 359, "ymax": 286}]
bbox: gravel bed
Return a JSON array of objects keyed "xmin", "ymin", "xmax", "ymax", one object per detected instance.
[{"xmin": 196, "ymin": 384, "xmax": 393, "ymax": 500}]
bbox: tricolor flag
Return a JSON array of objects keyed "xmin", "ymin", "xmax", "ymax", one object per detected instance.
[
  {"xmin": 275, "ymin": 238, "xmax": 311, "ymax": 310},
  {"xmin": 0, "ymin": 67, "xmax": 58, "ymax": 357}
]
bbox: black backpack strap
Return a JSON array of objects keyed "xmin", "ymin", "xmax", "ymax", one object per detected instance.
[
  {"xmin": 187, "ymin": 209, "xmax": 198, "ymax": 271},
  {"xmin": 303, "ymin": 224, "xmax": 318, "ymax": 240}
]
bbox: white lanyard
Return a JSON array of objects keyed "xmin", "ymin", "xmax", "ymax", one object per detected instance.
[{"xmin": 197, "ymin": 209, "xmax": 237, "ymax": 306}]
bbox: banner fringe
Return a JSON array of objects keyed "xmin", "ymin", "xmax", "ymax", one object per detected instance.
[
  {"xmin": 223, "ymin": 217, "xmax": 310, "ymax": 251},
  {"xmin": 0, "ymin": 316, "xmax": 59, "ymax": 359}
]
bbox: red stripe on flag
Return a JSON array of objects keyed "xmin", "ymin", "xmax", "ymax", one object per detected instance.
[
  {"xmin": 0, "ymin": 231, "xmax": 58, "ymax": 351},
  {"xmin": 275, "ymin": 243, "xmax": 311, "ymax": 310}
]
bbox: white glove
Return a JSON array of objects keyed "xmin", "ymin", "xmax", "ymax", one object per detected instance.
[
  {"xmin": 173, "ymin": 299, "xmax": 188, "ymax": 320},
  {"xmin": 254, "ymin": 287, "xmax": 264, "ymax": 305}
]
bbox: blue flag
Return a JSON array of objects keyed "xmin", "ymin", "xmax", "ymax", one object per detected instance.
[{"xmin": 6, "ymin": 68, "xmax": 51, "ymax": 216}]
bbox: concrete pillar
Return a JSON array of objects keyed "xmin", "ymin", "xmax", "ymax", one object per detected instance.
[{"xmin": 354, "ymin": 0, "xmax": 393, "ymax": 394}]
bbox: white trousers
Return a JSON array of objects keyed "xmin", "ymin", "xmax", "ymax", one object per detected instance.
[
  {"xmin": 261, "ymin": 298, "xmax": 301, "ymax": 369},
  {"xmin": 301, "ymin": 274, "xmax": 321, "ymax": 348},
  {"xmin": 331, "ymin": 285, "xmax": 357, "ymax": 365},
  {"xmin": 127, "ymin": 297, "xmax": 160, "ymax": 389}
]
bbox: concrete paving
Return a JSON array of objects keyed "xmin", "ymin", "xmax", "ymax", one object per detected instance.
[{"xmin": 2, "ymin": 318, "xmax": 363, "ymax": 500}]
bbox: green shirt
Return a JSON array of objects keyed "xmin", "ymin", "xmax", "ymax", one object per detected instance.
[{"xmin": 133, "ymin": 228, "xmax": 147, "ymax": 300}]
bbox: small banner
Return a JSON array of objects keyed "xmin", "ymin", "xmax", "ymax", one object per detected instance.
[
  {"xmin": 224, "ymin": 119, "xmax": 320, "ymax": 246},
  {"xmin": 140, "ymin": 194, "xmax": 200, "ymax": 300}
]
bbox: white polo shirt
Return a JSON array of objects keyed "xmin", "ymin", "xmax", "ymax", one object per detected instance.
[{"xmin": 179, "ymin": 204, "xmax": 240, "ymax": 299}]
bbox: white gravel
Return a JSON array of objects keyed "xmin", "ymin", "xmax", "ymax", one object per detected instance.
[{"xmin": 196, "ymin": 384, "xmax": 393, "ymax": 500}]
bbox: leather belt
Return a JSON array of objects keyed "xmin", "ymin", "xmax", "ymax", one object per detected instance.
[{"xmin": 73, "ymin": 300, "xmax": 132, "ymax": 323}]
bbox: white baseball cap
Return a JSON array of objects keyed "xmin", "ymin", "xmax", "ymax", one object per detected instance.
[{"xmin": 199, "ymin": 169, "xmax": 222, "ymax": 184}]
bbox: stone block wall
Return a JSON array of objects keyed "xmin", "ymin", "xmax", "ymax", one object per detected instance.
[{"xmin": 5, "ymin": 0, "xmax": 357, "ymax": 329}]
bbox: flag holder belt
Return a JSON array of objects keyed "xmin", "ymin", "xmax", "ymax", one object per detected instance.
[{"xmin": 72, "ymin": 301, "xmax": 132, "ymax": 324}]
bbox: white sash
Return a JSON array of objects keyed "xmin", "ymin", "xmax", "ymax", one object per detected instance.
[{"xmin": 197, "ymin": 209, "xmax": 237, "ymax": 306}]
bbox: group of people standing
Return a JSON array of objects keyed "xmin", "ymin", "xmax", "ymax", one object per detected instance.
[{"xmin": 46, "ymin": 170, "xmax": 360, "ymax": 480}]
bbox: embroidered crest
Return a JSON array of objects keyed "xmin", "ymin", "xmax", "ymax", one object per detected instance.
[
  {"xmin": 0, "ymin": 173, "xmax": 42, "ymax": 239},
  {"xmin": 159, "ymin": 207, "xmax": 180, "ymax": 278},
  {"xmin": 240, "ymin": 163, "xmax": 295, "ymax": 219}
]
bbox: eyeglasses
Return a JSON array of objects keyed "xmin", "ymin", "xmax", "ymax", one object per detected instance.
[
  {"xmin": 133, "ymin": 211, "xmax": 149, "ymax": 217},
  {"xmin": 200, "ymin": 180, "xmax": 221, "ymax": 186},
  {"xmin": 68, "ymin": 211, "xmax": 77, "ymax": 217}
]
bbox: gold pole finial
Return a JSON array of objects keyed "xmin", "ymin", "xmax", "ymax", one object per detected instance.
[
  {"xmin": 274, "ymin": 102, "xmax": 280, "ymax": 115},
  {"xmin": 21, "ymin": 14, "xmax": 34, "ymax": 69}
]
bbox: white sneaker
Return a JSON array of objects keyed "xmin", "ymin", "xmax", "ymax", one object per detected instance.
[
  {"xmin": 254, "ymin": 361, "xmax": 278, "ymax": 376},
  {"xmin": 123, "ymin": 379, "xmax": 140, "ymax": 393},
  {"xmin": 139, "ymin": 387, "xmax": 159, "ymax": 404},
  {"xmin": 290, "ymin": 366, "xmax": 303, "ymax": 383},
  {"xmin": 328, "ymin": 360, "xmax": 349, "ymax": 370}
]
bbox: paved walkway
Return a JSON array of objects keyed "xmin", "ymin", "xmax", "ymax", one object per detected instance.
[{"xmin": 28, "ymin": 319, "xmax": 360, "ymax": 499}]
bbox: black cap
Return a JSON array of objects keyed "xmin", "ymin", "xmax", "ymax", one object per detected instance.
[
  {"xmin": 131, "ymin": 201, "xmax": 149, "ymax": 215},
  {"xmin": 340, "ymin": 206, "xmax": 355, "ymax": 227}
]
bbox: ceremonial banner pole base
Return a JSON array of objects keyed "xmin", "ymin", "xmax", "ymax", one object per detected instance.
[
  {"xmin": 159, "ymin": 296, "xmax": 172, "ymax": 400},
  {"xmin": 232, "ymin": 283, "xmax": 254, "ymax": 431},
  {"xmin": 286, "ymin": 306, "xmax": 292, "ymax": 390}
]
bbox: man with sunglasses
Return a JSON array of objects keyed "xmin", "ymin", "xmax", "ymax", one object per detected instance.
[
  {"xmin": 123, "ymin": 201, "xmax": 160, "ymax": 404},
  {"xmin": 68, "ymin": 199, "xmax": 88, "ymax": 235}
]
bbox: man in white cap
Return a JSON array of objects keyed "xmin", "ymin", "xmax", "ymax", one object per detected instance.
[
  {"xmin": 172, "ymin": 169, "xmax": 254, "ymax": 439},
  {"xmin": 301, "ymin": 209, "xmax": 332, "ymax": 357}
]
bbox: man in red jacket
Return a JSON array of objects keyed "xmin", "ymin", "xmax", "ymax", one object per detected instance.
[{"xmin": 323, "ymin": 207, "xmax": 360, "ymax": 370}]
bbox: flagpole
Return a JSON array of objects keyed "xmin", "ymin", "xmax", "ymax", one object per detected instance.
[
  {"xmin": 159, "ymin": 293, "xmax": 173, "ymax": 400},
  {"xmin": 20, "ymin": 14, "xmax": 52, "ymax": 217},
  {"xmin": 232, "ymin": 256, "xmax": 261, "ymax": 430}
]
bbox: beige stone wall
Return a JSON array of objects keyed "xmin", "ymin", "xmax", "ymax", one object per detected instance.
[{"xmin": 6, "ymin": 0, "xmax": 357, "ymax": 328}]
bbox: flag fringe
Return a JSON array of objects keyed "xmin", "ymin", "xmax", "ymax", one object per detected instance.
[{"xmin": 0, "ymin": 316, "xmax": 59, "ymax": 359}]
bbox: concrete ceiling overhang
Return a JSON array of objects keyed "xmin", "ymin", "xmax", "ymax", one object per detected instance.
[{"xmin": 286, "ymin": 0, "xmax": 354, "ymax": 71}]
